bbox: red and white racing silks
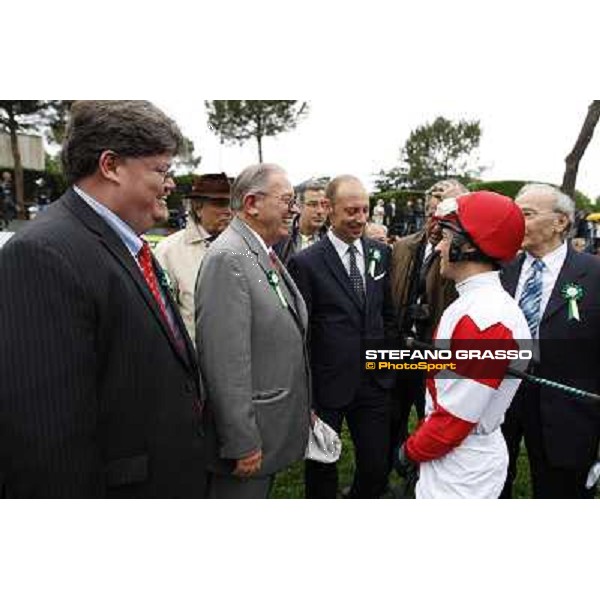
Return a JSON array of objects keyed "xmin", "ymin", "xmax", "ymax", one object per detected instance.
[{"xmin": 405, "ymin": 271, "xmax": 531, "ymax": 498}]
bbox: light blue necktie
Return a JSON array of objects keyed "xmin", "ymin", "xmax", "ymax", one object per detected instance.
[{"xmin": 519, "ymin": 258, "xmax": 545, "ymax": 337}]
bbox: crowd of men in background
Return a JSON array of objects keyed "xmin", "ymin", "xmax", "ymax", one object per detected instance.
[{"xmin": 0, "ymin": 100, "xmax": 599, "ymax": 499}]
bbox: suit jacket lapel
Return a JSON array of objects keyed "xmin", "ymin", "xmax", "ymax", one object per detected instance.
[
  {"xmin": 153, "ymin": 257, "xmax": 196, "ymax": 366},
  {"xmin": 231, "ymin": 217, "xmax": 305, "ymax": 333},
  {"xmin": 277, "ymin": 258, "xmax": 308, "ymax": 331},
  {"xmin": 269, "ymin": 249, "xmax": 306, "ymax": 333},
  {"xmin": 64, "ymin": 189, "xmax": 193, "ymax": 370},
  {"xmin": 500, "ymin": 253, "xmax": 526, "ymax": 297},
  {"xmin": 321, "ymin": 236, "xmax": 364, "ymax": 312},
  {"xmin": 541, "ymin": 247, "xmax": 586, "ymax": 325}
]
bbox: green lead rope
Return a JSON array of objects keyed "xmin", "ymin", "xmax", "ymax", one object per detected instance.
[
  {"xmin": 509, "ymin": 368, "xmax": 600, "ymax": 402},
  {"xmin": 405, "ymin": 337, "xmax": 600, "ymax": 403}
]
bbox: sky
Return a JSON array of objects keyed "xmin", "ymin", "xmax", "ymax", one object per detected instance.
[{"xmin": 152, "ymin": 98, "xmax": 600, "ymax": 201}]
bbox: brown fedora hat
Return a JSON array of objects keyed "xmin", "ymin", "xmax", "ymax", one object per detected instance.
[{"xmin": 188, "ymin": 173, "xmax": 231, "ymax": 200}]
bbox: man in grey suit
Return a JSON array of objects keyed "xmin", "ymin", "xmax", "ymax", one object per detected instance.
[{"xmin": 195, "ymin": 163, "xmax": 312, "ymax": 498}]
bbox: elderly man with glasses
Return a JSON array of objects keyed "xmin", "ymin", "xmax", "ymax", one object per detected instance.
[
  {"xmin": 500, "ymin": 183, "xmax": 600, "ymax": 498},
  {"xmin": 195, "ymin": 163, "xmax": 311, "ymax": 499}
]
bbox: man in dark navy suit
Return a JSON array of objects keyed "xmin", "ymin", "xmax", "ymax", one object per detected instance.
[
  {"xmin": 288, "ymin": 175, "xmax": 396, "ymax": 498},
  {"xmin": 501, "ymin": 183, "xmax": 600, "ymax": 498}
]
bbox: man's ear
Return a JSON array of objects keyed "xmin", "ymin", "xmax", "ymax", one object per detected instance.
[
  {"xmin": 556, "ymin": 213, "xmax": 570, "ymax": 236},
  {"xmin": 460, "ymin": 239, "xmax": 477, "ymax": 253},
  {"xmin": 243, "ymin": 193, "xmax": 260, "ymax": 217},
  {"xmin": 98, "ymin": 150, "xmax": 121, "ymax": 184}
]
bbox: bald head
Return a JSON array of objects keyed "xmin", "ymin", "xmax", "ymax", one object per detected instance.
[
  {"xmin": 327, "ymin": 174, "xmax": 369, "ymax": 244},
  {"xmin": 325, "ymin": 175, "xmax": 366, "ymax": 207}
]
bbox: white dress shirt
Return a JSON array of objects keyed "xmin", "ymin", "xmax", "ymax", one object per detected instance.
[
  {"xmin": 423, "ymin": 241, "xmax": 433, "ymax": 262},
  {"xmin": 515, "ymin": 241, "xmax": 568, "ymax": 338},
  {"xmin": 245, "ymin": 222, "xmax": 271, "ymax": 256},
  {"xmin": 327, "ymin": 230, "xmax": 365, "ymax": 286},
  {"xmin": 75, "ymin": 185, "xmax": 182, "ymax": 345}
]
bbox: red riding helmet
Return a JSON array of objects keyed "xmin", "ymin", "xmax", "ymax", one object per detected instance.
[{"xmin": 434, "ymin": 191, "xmax": 525, "ymax": 263}]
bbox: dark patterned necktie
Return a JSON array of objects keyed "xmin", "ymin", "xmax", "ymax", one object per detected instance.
[
  {"xmin": 347, "ymin": 245, "xmax": 365, "ymax": 302},
  {"xmin": 519, "ymin": 258, "xmax": 545, "ymax": 337}
]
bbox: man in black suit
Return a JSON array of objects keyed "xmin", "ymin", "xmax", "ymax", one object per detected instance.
[
  {"xmin": 0, "ymin": 101, "xmax": 207, "ymax": 498},
  {"xmin": 501, "ymin": 183, "xmax": 600, "ymax": 498},
  {"xmin": 288, "ymin": 175, "xmax": 396, "ymax": 498}
]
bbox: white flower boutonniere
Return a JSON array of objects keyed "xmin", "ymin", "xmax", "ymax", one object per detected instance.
[
  {"xmin": 157, "ymin": 268, "xmax": 174, "ymax": 296},
  {"xmin": 561, "ymin": 282, "xmax": 584, "ymax": 321},
  {"xmin": 267, "ymin": 270, "xmax": 288, "ymax": 308},
  {"xmin": 368, "ymin": 247, "xmax": 382, "ymax": 278}
]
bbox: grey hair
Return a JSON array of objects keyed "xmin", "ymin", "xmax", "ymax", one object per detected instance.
[
  {"xmin": 424, "ymin": 179, "xmax": 469, "ymax": 214},
  {"xmin": 366, "ymin": 222, "xmax": 388, "ymax": 235},
  {"xmin": 425, "ymin": 179, "xmax": 468, "ymax": 199},
  {"xmin": 297, "ymin": 178, "xmax": 327, "ymax": 206},
  {"xmin": 230, "ymin": 163, "xmax": 287, "ymax": 211},
  {"xmin": 516, "ymin": 183, "xmax": 575, "ymax": 237}
]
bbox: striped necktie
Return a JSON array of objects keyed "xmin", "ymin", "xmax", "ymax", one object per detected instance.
[{"xmin": 519, "ymin": 258, "xmax": 545, "ymax": 337}]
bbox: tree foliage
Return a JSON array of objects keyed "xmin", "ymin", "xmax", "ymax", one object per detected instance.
[
  {"xmin": 45, "ymin": 100, "xmax": 74, "ymax": 146},
  {"xmin": 205, "ymin": 100, "xmax": 309, "ymax": 162},
  {"xmin": 173, "ymin": 136, "xmax": 201, "ymax": 174},
  {"xmin": 469, "ymin": 179, "xmax": 593, "ymax": 211},
  {"xmin": 373, "ymin": 166, "xmax": 408, "ymax": 193},
  {"xmin": 376, "ymin": 116, "xmax": 482, "ymax": 192},
  {"xmin": 561, "ymin": 101, "xmax": 600, "ymax": 199},
  {"xmin": 0, "ymin": 100, "xmax": 71, "ymax": 213}
]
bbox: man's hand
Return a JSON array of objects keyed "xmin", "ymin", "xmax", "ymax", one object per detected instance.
[{"xmin": 233, "ymin": 449, "xmax": 263, "ymax": 478}]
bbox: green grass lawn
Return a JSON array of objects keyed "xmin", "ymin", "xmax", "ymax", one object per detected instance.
[{"xmin": 272, "ymin": 412, "xmax": 535, "ymax": 499}]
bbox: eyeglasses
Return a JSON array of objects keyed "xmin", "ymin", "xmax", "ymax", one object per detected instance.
[
  {"xmin": 153, "ymin": 166, "xmax": 175, "ymax": 183},
  {"xmin": 255, "ymin": 191, "xmax": 298, "ymax": 211}
]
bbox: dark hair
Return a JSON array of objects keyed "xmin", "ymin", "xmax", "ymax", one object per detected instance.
[{"xmin": 61, "ymin": 101, "xmax": 183, "ymax": 184}]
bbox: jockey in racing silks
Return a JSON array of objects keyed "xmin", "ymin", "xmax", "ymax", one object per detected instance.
[{"xmin": 395, "ymin": 190, "xmax": 531, "ymax": 498}]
